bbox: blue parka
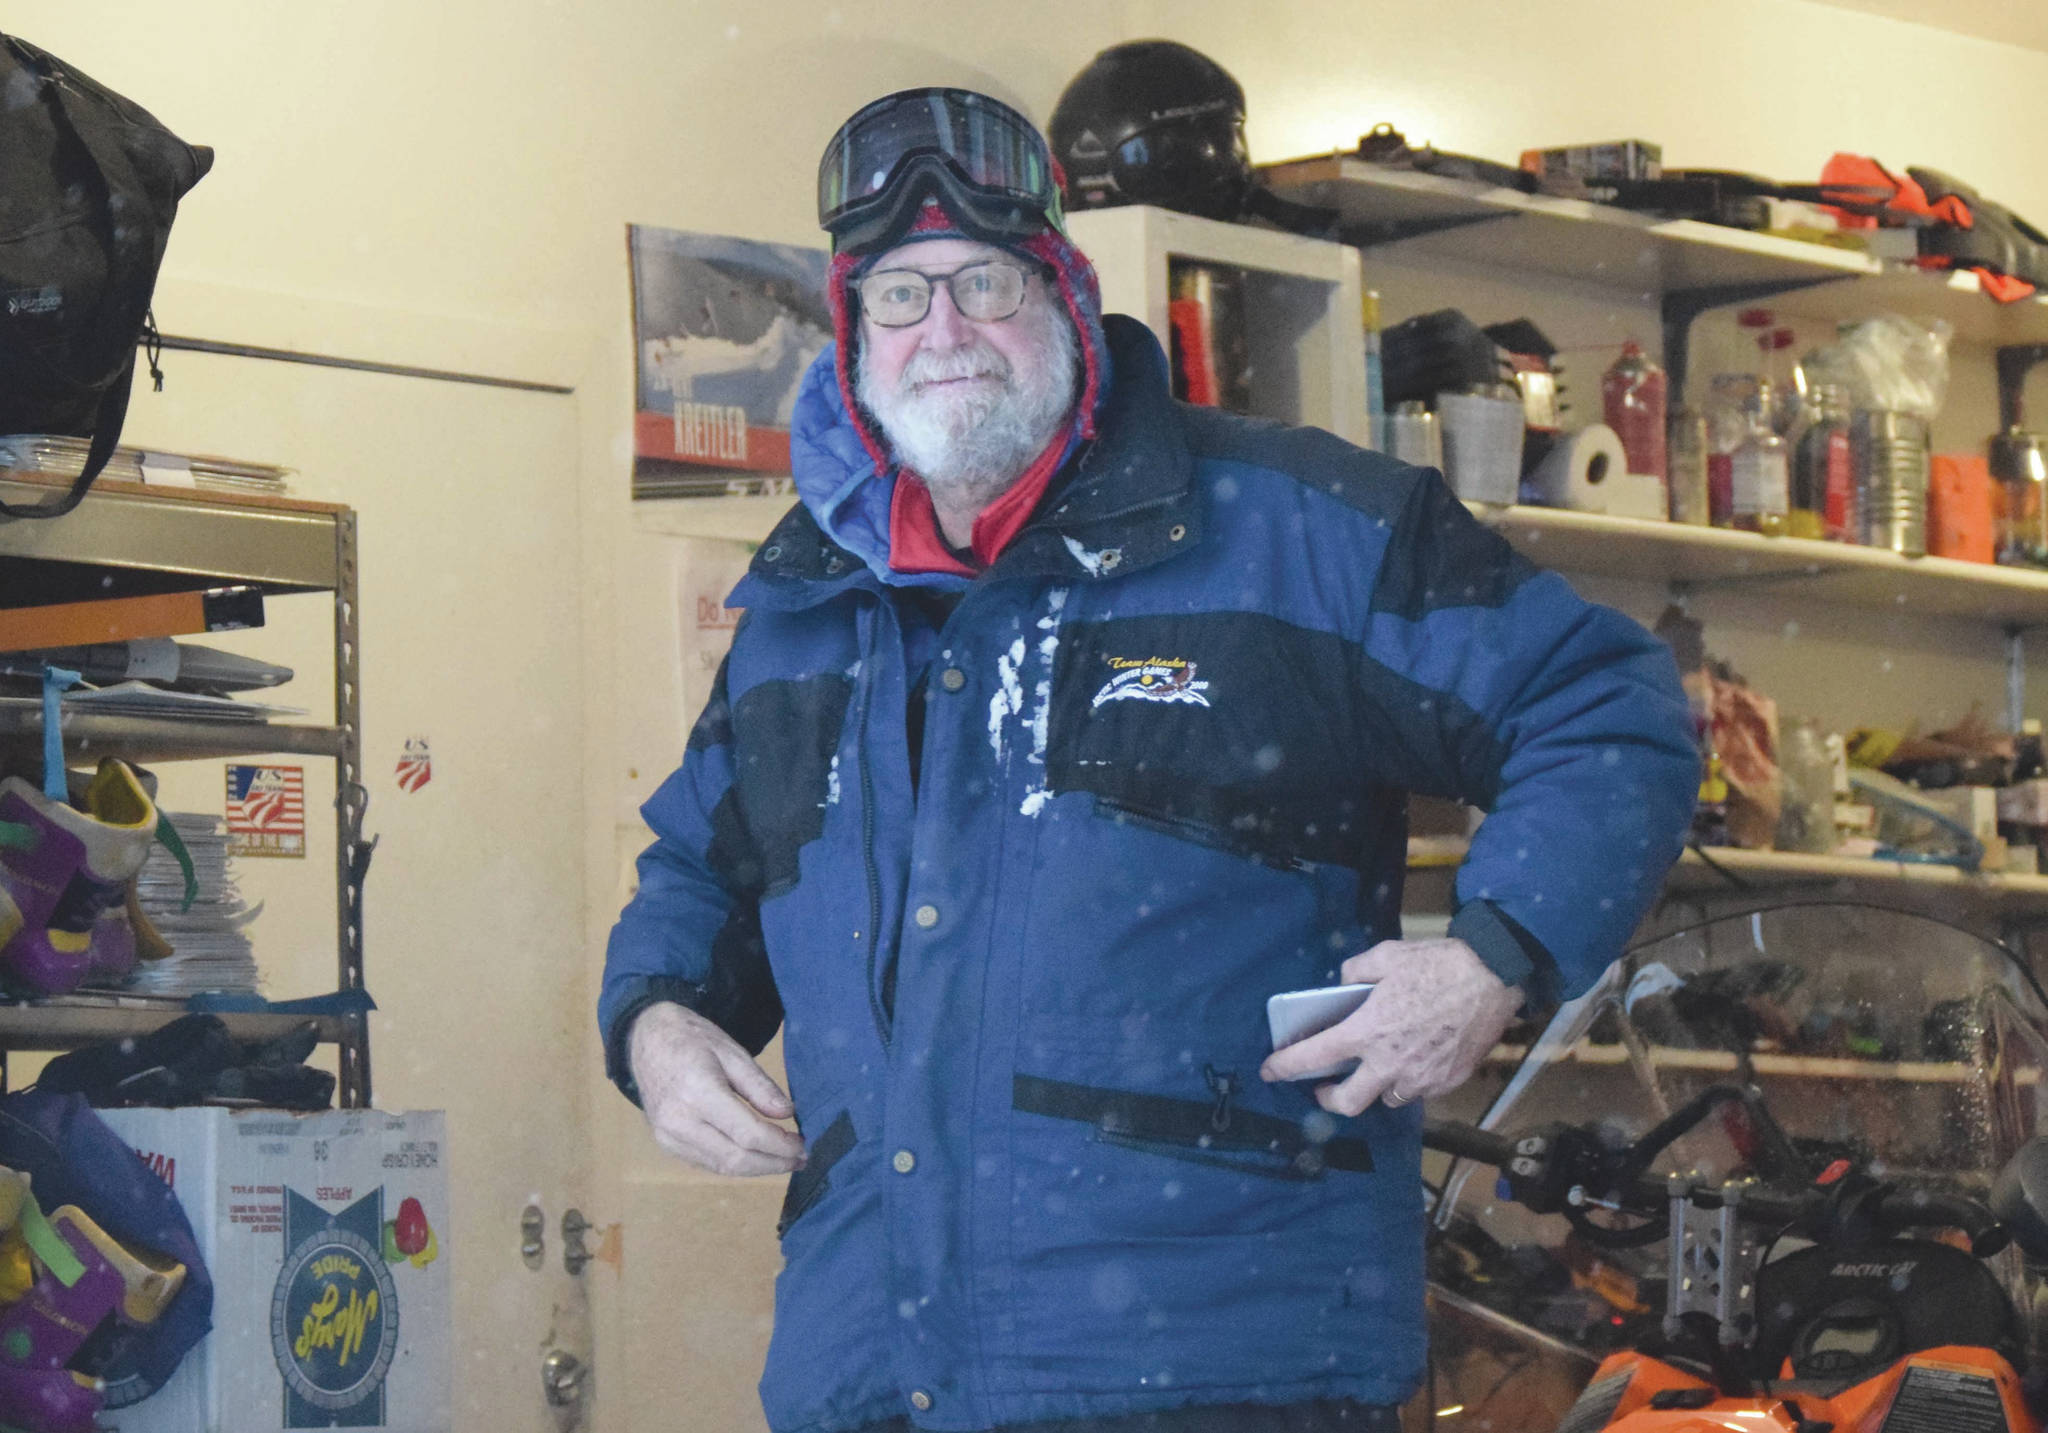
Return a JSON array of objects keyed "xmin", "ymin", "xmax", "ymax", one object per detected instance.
[{"xmin": 601, "ymin": 313, "xmax": 1699, "ymax": 1433}]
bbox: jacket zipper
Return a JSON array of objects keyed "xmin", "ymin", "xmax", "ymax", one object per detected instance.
[{"xmin": 856, "ymin": 620, "xmax": 890, "ymax": 1048}]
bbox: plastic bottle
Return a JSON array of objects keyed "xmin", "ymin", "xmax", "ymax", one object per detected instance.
[
  {"xmin": 1703, "ymin": 374, "xmax": 1759, "ymax": 527},
  {"xmin": 1362, "ymin": 289, "xmax": 1386, "ymax": 452},
  {"xmin": 1737, "ymin": 307, "xmax": 1775, "ymax": 373},
  {"xmin": 1600, "ymin": 341, "xmax": 1668, "ymax": 482},
  {"xmin": 1668, "ymin": 408, "xmax": 1711, "ymax": 525},
  {"xmin": 1775, "ymin": 718, "xmax": 1837, "ymax": 854},
  {"xmin": 1730, "ymin": 382, "xmax": 1790, "ymax": 535},
  {"xmin": 1764, "ymin": 327, "xmax": 1800, "ymax": 432}
]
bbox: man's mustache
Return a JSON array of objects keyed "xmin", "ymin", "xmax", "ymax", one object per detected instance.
[{"xmin": 901, "ymin": 344, "xmax": 1010, "ymax": 394}]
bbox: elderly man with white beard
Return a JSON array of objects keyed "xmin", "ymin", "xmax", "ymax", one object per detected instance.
[{"xmin": 600, "ymin": 87, "xmax": 1699, "ymax": 1433}]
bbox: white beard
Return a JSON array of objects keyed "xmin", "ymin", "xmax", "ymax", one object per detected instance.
[{"xmin": 855, "ymin": 296, "xmax": 1081, "ymax": 512}]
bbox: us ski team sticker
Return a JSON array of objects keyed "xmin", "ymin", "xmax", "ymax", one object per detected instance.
[
  {"xmin": 1091, "ymin": 656, "xmax": 1211, "ymax": 710},
  {"xmin": 395, "ymin": 737, "xmax": 432, "ymax": 793},
  {"xmin": 273, "ymin": 1187, "xmax": 400, "ymax": 1426}
]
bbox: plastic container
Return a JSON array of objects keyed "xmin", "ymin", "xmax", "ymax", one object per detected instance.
[
  {"xmin": 1928, "ymin": 453, "xmax": 1995, "ymax": 564},
  {"xmin": 1437, "ymin": 387, "xmax": 1524, "ymax": 505},
  {"xmin": 1600, "ymin": 341, "xmax": 1667, "ymax": 481},
  {"xmin": 1389, "ymin": 400, "xmax": 1442, "ymax": 470}
]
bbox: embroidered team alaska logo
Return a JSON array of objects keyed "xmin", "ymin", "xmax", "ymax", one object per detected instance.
[{"xmin": 1091, "ymin": 655, "xmax": 1212, "ymax": 710}]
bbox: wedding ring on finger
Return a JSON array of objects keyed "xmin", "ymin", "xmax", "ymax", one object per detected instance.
[{"xmin": 1382, "ymin": 1089, "xmax": 1412, "ymax": 1108}]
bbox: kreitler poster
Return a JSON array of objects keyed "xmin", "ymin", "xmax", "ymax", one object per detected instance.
[{"xmin": 628, "ymin": 224, "xmax": 831, "ymax": 499}]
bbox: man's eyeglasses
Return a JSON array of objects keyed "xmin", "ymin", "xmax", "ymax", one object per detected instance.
[{"xmin": 857, "ymin": 259, "xmax": 1034, "ymax": 329}]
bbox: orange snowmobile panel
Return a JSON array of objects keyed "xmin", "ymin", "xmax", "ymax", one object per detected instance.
[{"xmin": 1582, "ymin": 1346, "xmax": 2036, "ymax": 1432}]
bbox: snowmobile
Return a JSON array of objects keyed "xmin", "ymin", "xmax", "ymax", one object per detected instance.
[{"xmin": 1419, "ymin": 902, "xmax": 2048, "ymax": 1432}]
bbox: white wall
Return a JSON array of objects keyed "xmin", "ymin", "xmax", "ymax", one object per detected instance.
[{"xmin": 9, "ymin": 2, "xmax": 2048, "ymax": 1428}]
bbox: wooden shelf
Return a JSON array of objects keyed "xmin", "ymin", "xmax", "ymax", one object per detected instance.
[
  {"xmin": 1471, "ymin": 502, "xmax": 2048, "ymax": 628},
  {"xmin": 1258, "ymin": 155, "xmax": 2048, "ymax": 344},
  {"xmin": 1260, "ymin": 155, "xmax": 1877, "ymax": 293},
  {"xmin": 1670, "ymin": 845, "xmax": 2048, "ymax": 905},
  {"xmin": 1412, "ymin": 838, "xmax": 2048, "ymax": 914}
]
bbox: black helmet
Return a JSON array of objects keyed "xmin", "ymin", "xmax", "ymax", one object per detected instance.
[{"xmin": 1048, "ymin": 40, "xmax": 1252, "ymax": 221}]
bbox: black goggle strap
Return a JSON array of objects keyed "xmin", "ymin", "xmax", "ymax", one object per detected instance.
[{"xmin": 828, "ymin": 157, "xmax": 1058, "ymax": 258}]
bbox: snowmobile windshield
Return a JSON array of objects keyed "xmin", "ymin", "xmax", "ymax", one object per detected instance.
[{"xmin": 1426, "ymin": 902, "xmax": 2048, "ymax": 1376}]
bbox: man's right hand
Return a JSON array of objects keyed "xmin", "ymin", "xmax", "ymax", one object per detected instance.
[{"xmin": 627, "ymin": 1001, "xmax": 806, "ymax": 1176}]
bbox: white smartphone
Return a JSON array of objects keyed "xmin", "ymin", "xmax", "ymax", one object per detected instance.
[{"xmin": 1265, "ymin": 983, "xmax": 1375, "ymax": 1082}]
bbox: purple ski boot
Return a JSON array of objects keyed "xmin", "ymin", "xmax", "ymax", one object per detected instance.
[
  {"xmin": 0, "ymin": 1171, "xmax": 185, "ymax": 1433},
  {"xmin": 0, "ymin": 761, "xmax": 158, "ymax": 996},
  {"xmin": 0, "ymin": 1366, "xmax": 104, "ymax": 1433}
]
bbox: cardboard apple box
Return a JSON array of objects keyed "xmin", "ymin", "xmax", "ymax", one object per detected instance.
[{"xmin": 94, "ymin": 1107, "xmax": 451, "ymax": 1433}]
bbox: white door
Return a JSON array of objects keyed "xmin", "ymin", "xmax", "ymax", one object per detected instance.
[
  {"xmin": 121, "ymin": 300, "xmax": 602, "ymax": 1432},
  {"xmin": 580, "ymin": 517, "xmax": 790, "ymax": 1433}
]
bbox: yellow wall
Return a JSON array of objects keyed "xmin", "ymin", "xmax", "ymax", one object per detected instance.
[{"xmin": 7, "ymin": 2, "xmax": 2046, "ymax": 1428}]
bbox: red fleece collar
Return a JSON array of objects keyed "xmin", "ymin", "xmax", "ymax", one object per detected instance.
[{"xmin": 887, "ymin": 424, "xmax": 1070, "ymax": 575}]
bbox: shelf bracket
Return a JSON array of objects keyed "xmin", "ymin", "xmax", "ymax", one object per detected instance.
[
  {"xmin": 1661, "ymin": 274, "xmax": 1859, "ymax": 399},
  {"xmin": 2010, "ymin": 627, "xmax": 2028, "ymax": 735}
]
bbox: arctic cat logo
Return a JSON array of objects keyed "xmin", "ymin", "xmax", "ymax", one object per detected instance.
[
  {"xmin": 1092, "ymin": 656, "xmax": 1211, "ymax": 710},
  {"xmin": 4, "ymin": 287, "xmax": 60, "ymax": 317},
  {"xmin": 1831, "ymin": 1260, "xmax": 1915, "ymax": 1279}
]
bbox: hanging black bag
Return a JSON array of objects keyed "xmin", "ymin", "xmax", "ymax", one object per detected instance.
[{"xmin": 0, "ymin": 33, "xmax": 211, "ymax": 519}]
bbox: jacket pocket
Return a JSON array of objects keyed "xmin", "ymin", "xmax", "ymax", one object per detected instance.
[
  {"xmin": 1012, "ymin": 1073, "xmax": 1370, "ymax": 1183},
  {"xmin": 1091, "ymin": 796, "xmax": 1316, "ymax": 876},
  {"xmin": 776, "ymin": 1109, "xmax": 855, "ymax": 1237}
]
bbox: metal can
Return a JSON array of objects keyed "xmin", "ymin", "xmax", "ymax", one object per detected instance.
[{"xmin": 1853, "ymin": 410, "xmax": 1929, "ymax": 556}]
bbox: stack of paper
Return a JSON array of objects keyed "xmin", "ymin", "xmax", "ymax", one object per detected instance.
[
  {"xmin": 61, "ymin": 682, "xmax": 307, "ymax": 723},
  {"xmin": 98, "ymin": 813, "xmax": 262, "ymax": 998},
  {"xmin": 0, "ymin": 641, "xmax": 293, "ymax": 694},
  {"xmin": 0, "ymin": 435, "xmax": 292, "ymax": 496}
]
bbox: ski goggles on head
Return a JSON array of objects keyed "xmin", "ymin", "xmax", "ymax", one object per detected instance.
[{"xmin": 819, "ymin": 87, "xmax": 1065, "ymax": 255}]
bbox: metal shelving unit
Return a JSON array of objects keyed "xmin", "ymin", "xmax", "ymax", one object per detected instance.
[{"xmin": 0, "ymin": 470, "xmax": 370, "ymax": 1105}]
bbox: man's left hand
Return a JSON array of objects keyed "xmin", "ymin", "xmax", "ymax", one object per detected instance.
[{"xmin": 1258, "ymin": 938, "xmax": 1523, "ymax": 1116}]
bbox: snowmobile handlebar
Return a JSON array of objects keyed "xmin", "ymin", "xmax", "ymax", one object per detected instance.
[{"xmin": 1423, "ymin": 1118, "xmax": 2010, "ymax": 1259}]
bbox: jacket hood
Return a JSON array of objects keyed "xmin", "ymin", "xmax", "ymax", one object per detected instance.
[{"xmin": 790, "ymin": 208, "xmax": 1112, "ymax": 586}]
